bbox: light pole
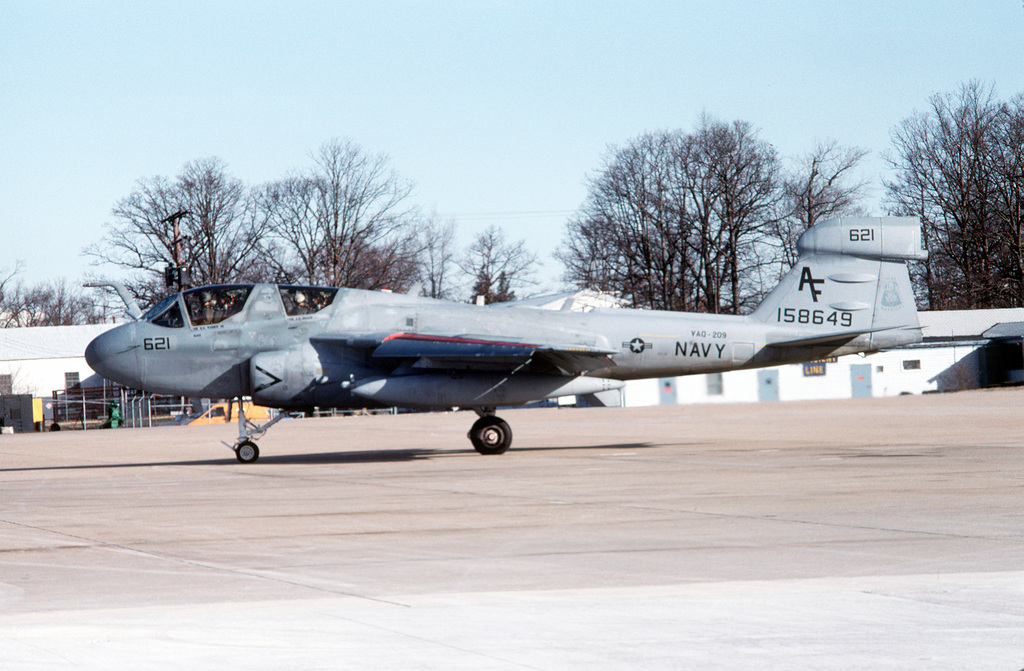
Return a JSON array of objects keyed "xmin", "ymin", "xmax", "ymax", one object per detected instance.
[{"xmin": 161, "ymin": 209, "xmax": 191, "ymax": 291}]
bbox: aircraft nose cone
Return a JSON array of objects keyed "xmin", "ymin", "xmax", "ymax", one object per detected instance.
[{"xmin": 85, "ymin": 325, "xmax": 141, "ymax": 388}]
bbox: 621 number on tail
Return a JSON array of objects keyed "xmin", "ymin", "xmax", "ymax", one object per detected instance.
[{"xmin": 777, "ymin": 308, "xmax": 852, "ymax": 327}]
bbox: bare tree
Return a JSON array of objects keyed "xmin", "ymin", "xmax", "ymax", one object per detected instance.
[
  {"xmin": 86, "ymin": 157, "xmax": 269, "ymax": 304},
  {"xmin": 460, "ymin": 225, "xmax": 538, "ymax": 303},
  {"xmin": 0, "ymin": 278, "xmax": 104, "ymax": 327},
  {"xmin": 694, "ymin": 116, "xmax": 781, "ymax": 313},
  {"xmin": 775, "ymin": 139, "xmax": 870, "ymax": 270},
  {"xmin": 258, "ymin": 138, "xmax": 421, "ymax": 290},
  {"xmin": 418, "ymin": 215, "xmax": 458, "ymax": 299},
  {"xmin": 990, "ymin": 93, "xmax": 1024, "ymax": 305},
  {"xmin": 0, "ymin": 261, "xmax": 24, "ymax": 307},
  {"xmin": 559, "ymin": 131, "xmax": 692, "ymax": 310},
  {"xmin": 885, "ymin": 81, "xmax": 1005, "ymax": 308},
  {"xmin": 255, "ymin": 175, "xmax": 318, "ymax": 283},
  {"xmin": 178, "ymin": 158, "xmax": 270, "ymax": 286},
  {"xmin": 559, "ymin": 119, "xmax": 780, "ymax": 313}
]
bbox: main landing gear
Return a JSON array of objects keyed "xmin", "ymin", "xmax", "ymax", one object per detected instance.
[
  {"xmin": 468, "ymin": 408, "xmax": 513, "ymax": 455},
  {"xmin": 223, "ymin": 401, "xmax": 290, "ymax": 464}
]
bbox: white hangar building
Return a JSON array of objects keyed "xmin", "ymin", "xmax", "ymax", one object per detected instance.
[{"xmin": 0, "ymin": 324, "xmax": 115, "ymax": 398}]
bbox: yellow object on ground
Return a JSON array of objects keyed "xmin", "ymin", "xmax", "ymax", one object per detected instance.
[{"xmin": 187, "ymin": 401, "xmax": 272, "ymax": 425}]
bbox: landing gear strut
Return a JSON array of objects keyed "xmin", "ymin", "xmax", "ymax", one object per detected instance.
[
  {"xmin": 222, "ymin": 399, "xmax": 289, "ymax": 464},
  {"xmin": 468, "ymin": 408, "xmax": 513, "ymax": 455}
]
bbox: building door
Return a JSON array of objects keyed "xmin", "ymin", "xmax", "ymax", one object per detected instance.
[
  {"xmin": 850, "ymin": 363, "xmax": 872, "ymax": 398},
  {"xmin": 658, "ymin": 378, "xmax": 677, "ymax": 405},
  {"xmin": 757, "ymin": 369, "xmax": 779, "ymax": 402}
]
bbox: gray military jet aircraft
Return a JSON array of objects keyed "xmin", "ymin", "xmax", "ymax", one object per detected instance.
[{"xmin": 86, "ymin": 217, "xmax": 926, "ymax": 463}]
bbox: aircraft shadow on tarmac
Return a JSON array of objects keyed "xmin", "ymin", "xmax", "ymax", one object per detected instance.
[{"xmin": 0, "ymin": 441, "xmax": 657, "ymax": 473}]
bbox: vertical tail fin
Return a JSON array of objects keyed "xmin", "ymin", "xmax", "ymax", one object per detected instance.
[{"xmin": 752, "ymin": 217, "xmax": 926, "ymax": 349}]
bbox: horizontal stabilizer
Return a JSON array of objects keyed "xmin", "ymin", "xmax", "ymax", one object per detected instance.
[
  {"xmin": 767, "ymin": 325, "xmax": 922, "ymax": 349},
  {"xmin": 796, "ymin": 216, "xmax": 927, "ymax": 261},
  {"xmin": 767, "ymin": 331, "xmax": 865, "ymax": 348}
]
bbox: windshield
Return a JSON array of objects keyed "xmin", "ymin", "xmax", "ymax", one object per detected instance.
[
  {"xmin": 278, "ymin": 286, "xmax": 338, "ymax": 316},
  {"xmin": 151, "ymin": 301, "xmax": 185, "ymax": 328},
  {"xmin": 142, "ymin": 294, "xmax": 179, "ymax": 322},
  {"xmin": 183, "ymin": 285, "xmax": 253, "ymax": 326}
]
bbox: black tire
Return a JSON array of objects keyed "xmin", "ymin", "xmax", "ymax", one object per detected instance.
[
  {"xmin": 468, "ymin": 416, "xmax": 513, "ymax": 455},
  {"xmin": 235, "ymin": 440, "xmax": 260, "ymax": 463}
]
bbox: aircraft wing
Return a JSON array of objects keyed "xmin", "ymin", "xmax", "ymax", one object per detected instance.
[{"xmin": 367, "ymin": 332, "xmax": 617, "ymax": 375}]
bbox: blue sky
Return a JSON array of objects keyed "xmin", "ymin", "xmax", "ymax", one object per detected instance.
[{"xmin": 2, "ymin": 1, "xmax": 1023, "ymax": 293}]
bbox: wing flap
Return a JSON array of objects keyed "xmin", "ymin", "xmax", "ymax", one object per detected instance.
[
  {"xmin": 371, "ymin": 332, "xmax": 616, "ymax": 375},
  {"xmin": 310, "ymin": 332, "xmax": 390, "ymax": 349},
  {"xmin": 533, "ymin": 346, "xmax": 617, "ymax": 374},
  {"xmin": 373, "ymin": 332, "xmax": 537, "ymax": 360}
]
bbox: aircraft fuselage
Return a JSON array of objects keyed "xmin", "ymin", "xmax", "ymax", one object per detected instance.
[
  {"xmin": 86, "ymin": 282, "xmax": 910, "ymax": 409},
  {"xmin": 84, "ymin": 217, "xmax": 928, "ymax": 461}
]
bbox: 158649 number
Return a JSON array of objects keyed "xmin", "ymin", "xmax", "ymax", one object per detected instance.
[{"xmin": 777, "ymin": 307, "xmax": 852, "ymax": 327}]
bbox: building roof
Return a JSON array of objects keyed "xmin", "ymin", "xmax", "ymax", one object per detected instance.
[
  {"xmin": 918, "ymin": 308, "xmax": 1024, "ymax": 341},
  {"xmin": 490, "ymin": 290, "xmax": 629, "ymax": 312},
  {"xmin": 982, "ymin": 321, "xmax": 1024, "ymax": 339},
  {"xmin": 0, "ymin": 324, "xmax": 116, "ymax": 361}
]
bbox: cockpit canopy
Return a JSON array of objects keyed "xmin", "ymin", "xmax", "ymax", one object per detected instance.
[
  {"xmin": 183, "ymin": 285, "xmax": 252, "ymax": 326},
  {"xmin": 144, "ymin": 284, "xmax": 338, "ymax": 328},
  {"xmin": 278, "ymin": 286, "xmax": 337, "ymax": 316}
]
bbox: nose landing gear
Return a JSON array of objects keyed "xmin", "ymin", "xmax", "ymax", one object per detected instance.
[{"xmin": 221, "ymin": 399, "xmax": 290, "ymax": 464}]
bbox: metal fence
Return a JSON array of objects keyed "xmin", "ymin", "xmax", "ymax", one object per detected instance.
[{"xmin": 51, "ymin": 386, "xmax": 190, "ymax": 430}]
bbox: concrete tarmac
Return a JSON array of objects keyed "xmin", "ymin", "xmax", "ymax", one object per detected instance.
[{"xmin": 1, "ymin": 389, "xmax": 1023, "ymax": 669}]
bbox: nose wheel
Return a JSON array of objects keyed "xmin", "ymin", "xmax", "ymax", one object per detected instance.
[{"xmin": 235, "ymin": 439, "xmax": 260, "ymax": 463}]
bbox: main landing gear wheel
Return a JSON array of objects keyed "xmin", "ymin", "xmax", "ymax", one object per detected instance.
[
  {"xmin": 469, "ymin": 416, "xmax": 513, "ymax": 455},
  {"xmin": 235, "ymin": 440, "xmax": 260, "ymax": 464}
]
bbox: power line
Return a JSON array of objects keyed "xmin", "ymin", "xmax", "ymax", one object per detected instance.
[{"xmin": 437, "ymin": 210, "xmax": 575, "ymax": 221}]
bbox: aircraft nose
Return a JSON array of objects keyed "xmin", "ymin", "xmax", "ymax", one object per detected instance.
[{"xmin": 85, "ymin": 325, "xmax": 142, "ymax": 388}]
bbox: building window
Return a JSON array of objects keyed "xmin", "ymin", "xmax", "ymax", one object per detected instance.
[
  {"xmin": 0, "ymin": 374, "xmax": 11, "ymax": 395},
  {"xmin": 65, "ymin": 372, "xmax": 81, "ymax": 389},
  {"xmin": 876, "ymin": 366, "xmax": 884, "ymax": 373},
  {"xmin": 902, "ymin": 360, "xmax": 921, "ymax": 371},
  {"xmin": 707, "ymin": 373, "xmax": 724, "ymax": 396}
]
